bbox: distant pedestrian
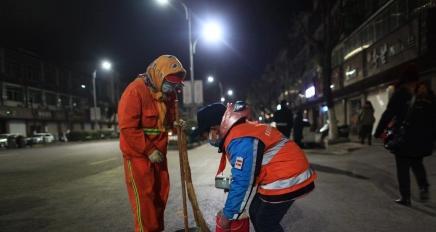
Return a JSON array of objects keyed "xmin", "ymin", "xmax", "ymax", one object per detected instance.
[
  {"xmin": 293, "ymin": 110, "xmax": 310, "ymax": 148},
  {"xmin": 358, "ymin": 101, "xmax": 375, "ymax": 145},
  {"xmin": 273, "ymin": 100, "xmax": 293, "ymax": 138},
  {"xmin": 375, "ymin": 66, "xmax": 436, "ymax": 206}
]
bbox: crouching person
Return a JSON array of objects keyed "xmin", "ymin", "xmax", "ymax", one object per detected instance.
[{"xmin": 196, "ymin": 101, "xmax": 317, "ymax": 232}]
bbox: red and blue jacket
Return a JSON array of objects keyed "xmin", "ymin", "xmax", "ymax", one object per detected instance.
[{"xmin": 219, "ymin": 122, "xmax": 316, "ymax": 219}]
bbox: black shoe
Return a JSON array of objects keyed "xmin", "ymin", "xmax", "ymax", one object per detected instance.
[
  {"xmin": 395, "ymin": 198, "xmax": 411, "ymax": 206},
  {"xmin": 420, "ymin": 189, "xmax": 429, "ymax": 201}
]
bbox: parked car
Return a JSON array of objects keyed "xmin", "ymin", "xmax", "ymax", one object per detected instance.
[
  {"xmin": 31, "ymin": 133, "xmax": 55, "ymax": 144},
  {"xmin": 0, "ymin": 133, "xmax": 27, "ymax": 148},
  {"xmin": 0, "ymin": 134, "xmax": 8, "ymax": 148}
]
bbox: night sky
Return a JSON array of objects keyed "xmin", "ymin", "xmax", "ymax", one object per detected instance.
[{"xmin": 0, "ymin": 0, "xmax": 307, "ymax": 103}]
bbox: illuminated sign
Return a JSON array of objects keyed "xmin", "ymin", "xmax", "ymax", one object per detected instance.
[{"xmin": 305, "ymin": 86, "xmax": 315, "ymax": 98}]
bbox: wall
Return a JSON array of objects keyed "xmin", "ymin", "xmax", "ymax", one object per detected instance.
[
  {"xmin": 7, "ymin": 120, "xmax": 27, "ymax": 136},
  {"xmin": 72, "ymin": 123, "xmax": 82, "ymax": 131},
  {"xmin": 334, "ymin": 100, "xmax": 346, "ymax": 125},
  {"xmin": 84, "ymin": 123, "xmax": 92, "ymax": 131},
  {"xmin": 46, "ymin": 122, "xmax": 58, "ymax": 139}
]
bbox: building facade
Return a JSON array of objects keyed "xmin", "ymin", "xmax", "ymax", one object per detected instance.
[
  {"xmin": 296, "ymin": 0, "xmax": 436, "ymax": 135},
  {"xmin": 0, "ymin": 48, "xmax": 120, "ymax": 139}
]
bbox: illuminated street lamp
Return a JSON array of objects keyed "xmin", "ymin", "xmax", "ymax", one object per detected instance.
[
  {"xmin": 156, "ymin": 0, "xmax": 169, "ymax": 5},
  {"xmin": 206, "ymin": 75, "xmax": 224, "ymax": 101},
  {"xmin": 202, "ymin": 21, "xmax": 223, "ymax": 43},
  {"xmin": 156, "ymin": 0, "xmax": 224, "ymax": 116},
  {"xmin": 92, "ymin": 60, "xmax": 112, "ymax": 108},
  {"xmin": 207, "ymin": 76, "xmax": 214, "ymax": 83},
  {"xmin": 102, "ymin": 60, "xmax": 112, "ymax": 70},
  {"xmin": 227, "ymin": 89, "xmax": 233, "ymax": 97},
  {"xmin": 220, "ymin": 97, "xmax": 225, "ymax": 103}
]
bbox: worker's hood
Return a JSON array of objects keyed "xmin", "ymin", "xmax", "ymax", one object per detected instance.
[{"xmin": 145, "ymin": 55, "xmax": 186, "ymax": 93}]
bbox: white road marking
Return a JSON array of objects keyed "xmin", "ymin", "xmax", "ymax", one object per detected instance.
[{"xmin": 89, "ymin": 157, "xmax": 118, "ymax": 165}]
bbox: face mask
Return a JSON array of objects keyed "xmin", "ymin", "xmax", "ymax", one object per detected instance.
[
  {"xmin": 162, "ymin": 82, "xmax": 175, "ymax": 93},
  {"xmin": 208, "ymin": 131, "xmax": 221, "ymax": 147}
]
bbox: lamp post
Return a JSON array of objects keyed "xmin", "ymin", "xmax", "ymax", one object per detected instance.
[
  {"xmin": 91, "ymin": 60, "xmax": 112, "ymax": 122},
  {"xmin": 156, "ymin": 0, "xmax": 224, "ymax": 116},
  {"xmin": 157, "ymin": 0, "xmax": 195, "ymax": 106},
  {"xmin": 206, "ymin": 75, "xmax": 224, "ymax": 101}
]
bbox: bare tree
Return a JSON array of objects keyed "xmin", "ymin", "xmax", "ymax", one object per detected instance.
[{"xmin": 293, "ymin": 0, "xmax": 345, "ymax": 140}]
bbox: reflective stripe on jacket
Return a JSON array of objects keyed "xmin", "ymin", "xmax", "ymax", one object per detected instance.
[
  {"xmin": 222, "ymin": 122, "xmax": 316, "ymax": 197},
  {"xmin": 118, "ymin": 78, "xmax": 171, "ymax": 158}
]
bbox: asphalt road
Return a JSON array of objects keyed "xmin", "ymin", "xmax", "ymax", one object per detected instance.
[{"xmin": 1, "ymin": 141, "xmax": 435, "ymax": 232}]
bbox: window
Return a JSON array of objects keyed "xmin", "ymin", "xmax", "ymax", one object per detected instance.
[
  {"xmin": 59, "ymin": 70, "xmax": 71, "ymax": 91},
  {"xmin": 45, "ymin": 92, "xmax": 57, "ymax": 106},
  {"xmin": 332, "ymin": 47, "xmax": 343, "ymax": 67},
  {"xmin": 0, "ymin": 50, "xmax": 3, "ymax": 73},
  {"xmin": 5, "ymin": 60, "xmax": 20, "ymax": 79},
  {"xmin": 44, "ymin": 64, "xmax": 57, "ymax": 84},
  {"xmin": 24, "ymin": 58, "xmax": 41, "ymax": 82},
  {"xmin": 6, "ymin": 85, "xmax": 24, "ymax": 102},
  {"xmin": 72, "ymin": 97, "xmax": 81, "ymax": 108},
  {"xmin": 59, "ymin": 95, "xmax": 70, "ymax": 107},
  {"xmin": 28, "ymin": 89, "xmax": 42, "ymax": 104},
  {"xmin": 361, "ymin": 23, "xmax": 374, "ymax": 46}
]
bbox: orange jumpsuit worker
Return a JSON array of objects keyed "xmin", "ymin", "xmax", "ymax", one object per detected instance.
[{"xmin": 118, "ymin": 55, "xmax": 186, "ymax": 232}]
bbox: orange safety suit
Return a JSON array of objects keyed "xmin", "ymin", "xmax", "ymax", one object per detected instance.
[{"xmin": 118, "ymin": 55, "xmax": 185, "ymax": 232}]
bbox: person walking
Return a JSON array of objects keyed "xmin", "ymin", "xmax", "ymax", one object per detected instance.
[
  {"xmin": 358, "ymin": 101, "xmax": 375, "ymax": 145},
  {"xmin": 375, "ymin": 66, "xmax": 436, "ymax": 206},
  {"xmin": 273, "ymin": 100, "xmax": 293, "ymax": 138},
  {"xmin": 293, "ymin": 110, "xmax": 310, "ymax": 148},
  {"xmin": 196, "ymin": 101, "xmax": 316, "ymax": 232},
  {"xmin": 118, "ymin": 55, "xmax": 186, "ymax": 231}
]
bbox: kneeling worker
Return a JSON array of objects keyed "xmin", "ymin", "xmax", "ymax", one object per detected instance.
[{"xmin": 196, "ymin": 101, "xmax": 316, "ymax": 231}]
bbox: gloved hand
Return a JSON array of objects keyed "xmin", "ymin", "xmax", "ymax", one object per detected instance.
[
  {"xmin": 149, "ymin": 150, "xmax": 164, "ymax": 163},
  {"xmin": 173, "ymin": 119, "xmax": 186, "ymax": 128},
  {"xmin": 216, "ymin": 209, "xmax": 231, "ymax": 231}
]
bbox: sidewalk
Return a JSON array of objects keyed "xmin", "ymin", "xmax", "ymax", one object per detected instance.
[{"xmin": 305, "ymin": 142, "xmax": 436, "ymax": 211}]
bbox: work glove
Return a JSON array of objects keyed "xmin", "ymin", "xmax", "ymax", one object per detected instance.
[
  {"xmin": 216, "ymin": 209, "xmax": 231, "ymax": 231},
  {"xmin": 149, "ymin": 150, "xmax": 164, "ymax": 163},
  {"xmin": 173, "ymin": 119, "xmax": 187, "ymax": 128}
]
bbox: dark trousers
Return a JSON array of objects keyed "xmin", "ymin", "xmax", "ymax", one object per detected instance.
[
  {"xmin": 359, "ymin": 125, "xmax": 373, "ymax": 145},
  {"xmin": 395, "ymin": 156, "xmax": 429, "ymax": 199},
  {"xmin": 249, "ymin": 194, "xmax": 293, "ymax": 232}
]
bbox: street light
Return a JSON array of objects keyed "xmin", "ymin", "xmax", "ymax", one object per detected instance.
[
  {"xmin": 202, "ymin": 21, "xmax": 223, "ymax": 43},
  {"xmin": 227, "ymin": 89, "xmax": 233, "ymax": 97},
  {"xmin": 155, "ymin": 0, "xmax": 194, "ymax": 103},
  {"xmin": 206, "ymin": 75, "xmax": 224, "ymax": 100},
  {"xmin": 220, "ymin": 97, "xmax": 225, "ymax": 103},
  {"xmin": 207, "ymin": 76, "xmax": 214, "ymax": 83},
  {"xmin": 193, "ymin": 20, "xmax": 224, "ymax": 53},
  {"xmin": 156, "ymin": 0, "xmax": 225, "ymax": 117},
  {"xmin": 102, "ymin": 60, "xmax": 112, "ymax": 70},
  {"xmin": 156, "ymin": 0, "xmax": 169, "ymax": 5},
  {"xmin": 92, "ymin": 60, "xmax": 112, "ymax": 108}
]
